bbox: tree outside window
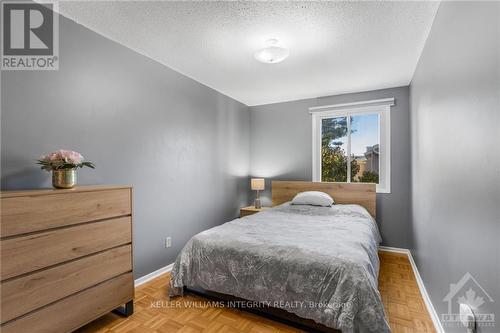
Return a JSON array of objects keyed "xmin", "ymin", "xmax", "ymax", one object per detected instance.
[{"xmin": 321, "ymin": 115, "xmax": 379, "ymax": 184}]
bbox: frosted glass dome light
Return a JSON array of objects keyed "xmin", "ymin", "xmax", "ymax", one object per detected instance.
[{"xmin": 254, "ymin": 39, "xmax": 289, "ymax": 64}]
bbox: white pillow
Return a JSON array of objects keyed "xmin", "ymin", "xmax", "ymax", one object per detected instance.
[{"xmin": 291, "ymin": 191, "xmax": 334, "ymax": 207}]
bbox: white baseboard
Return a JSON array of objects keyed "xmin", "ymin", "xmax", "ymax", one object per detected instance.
[
  {"xmin": 134, "ymin": 263, "xmax": 174, "ymax": 287},
  {"xmin": 379, "ymin": 246, "xmax": 445, "ymax": 333},
  {"xmin": 378, "ymin": 245, "xmax": 408, "ymax": 254}
]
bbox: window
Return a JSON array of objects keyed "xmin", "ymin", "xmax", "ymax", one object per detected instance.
[{"xmin": 311, "ymin": 98, "xmax": 392, "ymax": 193}]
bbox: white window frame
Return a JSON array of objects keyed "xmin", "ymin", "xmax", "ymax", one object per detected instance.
[{"xmin": 310, "ymin": 98, "xmax": 393, "ymax": 193}]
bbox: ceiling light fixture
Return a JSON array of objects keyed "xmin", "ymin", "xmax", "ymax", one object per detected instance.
[{"xmin": 254, "ymin": 39, "xmax": 289, "ymax": 64}]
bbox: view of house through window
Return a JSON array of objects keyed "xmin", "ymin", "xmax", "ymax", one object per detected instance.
[{"xmin": 321, "ymin": 114, "xmax": 380, "ymax": 184}]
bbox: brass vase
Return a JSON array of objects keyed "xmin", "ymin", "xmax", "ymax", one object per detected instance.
[{"xmin": 52, "ymin": 168, "xmax": 77, "ymax": 189}]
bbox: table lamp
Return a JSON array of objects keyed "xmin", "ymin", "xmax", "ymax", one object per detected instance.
[{"xmin": 251, "ymin": 178, "xmax": 265, "ymax": 209}]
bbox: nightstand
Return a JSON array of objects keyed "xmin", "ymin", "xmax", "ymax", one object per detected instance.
[{"xmin": 240, "ymin": 206, "xmax": 269, "ymax": 217}]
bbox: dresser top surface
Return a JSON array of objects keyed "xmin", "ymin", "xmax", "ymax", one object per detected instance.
[{"xmin": 1, "ymin": 185, "xmax": 131, "ymax": 198}]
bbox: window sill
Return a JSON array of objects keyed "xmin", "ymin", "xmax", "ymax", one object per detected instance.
[{"xmin": 376, "ymin": 186, "xmax": 391, "ymax": 194}]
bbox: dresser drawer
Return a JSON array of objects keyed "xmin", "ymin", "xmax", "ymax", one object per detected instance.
[
  {"xmin": 1, "ymin": 245, "xmax": 132, "ymax": 323},
  {"xmin": 0, "ymin": 217, "xmax": 132, "ymax": 280},
  {"xmin": 1, "ymin": 188, "xmax": 131, "ymax": 238},
  {"xmin": 0, "ymin": 273, "xmax": 133, "ymax": 333}
]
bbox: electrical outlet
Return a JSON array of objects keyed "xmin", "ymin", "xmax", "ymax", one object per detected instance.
[
  {"xmin": 460, "ymin": 303, "xmax": 476, "ymax": 333},
  {"xmin": 165, "ymin": 237, "xmax": 172, "ymax": 248}
]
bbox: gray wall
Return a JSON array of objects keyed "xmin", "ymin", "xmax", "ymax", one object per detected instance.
[
  {"xmin": 410, "ymin": 2, "xmax": 499, "ymax": 331},
  {"xmin": 250, "ymin": 86, "xmax": 412, "ymax": 248},
  {"xmin": 1, "ymin": 16, "xmax": 250, "ymax": 278}
]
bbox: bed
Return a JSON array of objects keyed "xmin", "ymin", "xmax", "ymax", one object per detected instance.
[{"xmin": 169, "ymin": 181, "xmax": 390, "ymax": 333}]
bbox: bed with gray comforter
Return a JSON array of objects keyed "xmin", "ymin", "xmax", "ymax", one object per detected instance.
[{"xmin": 169, "ymin": 203, "xmax": 391, "ymax": 333}]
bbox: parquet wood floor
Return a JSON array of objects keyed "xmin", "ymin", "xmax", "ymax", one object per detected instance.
[{"xmin": 75, "ymin": 251, "xmax": 436, "ymax": 333}]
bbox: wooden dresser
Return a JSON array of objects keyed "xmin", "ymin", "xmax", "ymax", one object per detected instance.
[{"xmin": 0, "ymin": 185, "xmax": 134, "ymax": 333}]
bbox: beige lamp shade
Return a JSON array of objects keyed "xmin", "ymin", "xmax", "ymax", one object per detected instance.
[{"xmin": 251, "ymin": 178, "xmax": 265, "ymax": 191}]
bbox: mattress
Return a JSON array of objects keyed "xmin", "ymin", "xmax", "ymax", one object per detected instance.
[{"xmin": 169, "ymin": 203, "xmax": 390, "ymax": 333}]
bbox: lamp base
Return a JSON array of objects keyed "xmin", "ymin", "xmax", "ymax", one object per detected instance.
[{"xmin": 254, "ymin": 198, "xmax": 262, "ymax": 209}]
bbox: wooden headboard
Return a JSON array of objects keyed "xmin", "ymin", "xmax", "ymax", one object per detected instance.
[{"xmin": 271, "ymin": 181, "xmax": 376, "ymax": 218}]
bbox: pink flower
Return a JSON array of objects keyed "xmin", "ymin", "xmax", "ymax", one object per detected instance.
[
  {"xmin": 42, "ymin": 150, "xmax": 84, "ymax": 166},
  {"xmin": 38, "ymin": 150, "xmax": 93, "ymax": 171},
  {"xmin": 59, "ymin": 150, "xmax": 84, "ymax": 164},
  {"xmin": 39, "ymin": 154, "xmax": 50, "ymax": 162},
  {"xmin": 49, "ymin": 152, "xmax": 62, "ymax": 163}
]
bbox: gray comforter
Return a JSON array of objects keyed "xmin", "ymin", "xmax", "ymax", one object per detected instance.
[{"xmin": 169, "ymin": 203, "xmax": 390, "ymax": 333}]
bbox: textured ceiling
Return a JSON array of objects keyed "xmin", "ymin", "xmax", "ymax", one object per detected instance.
[{"xmin": 58, "ymin": 1, "xmax": 439, "ymax": 106}]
